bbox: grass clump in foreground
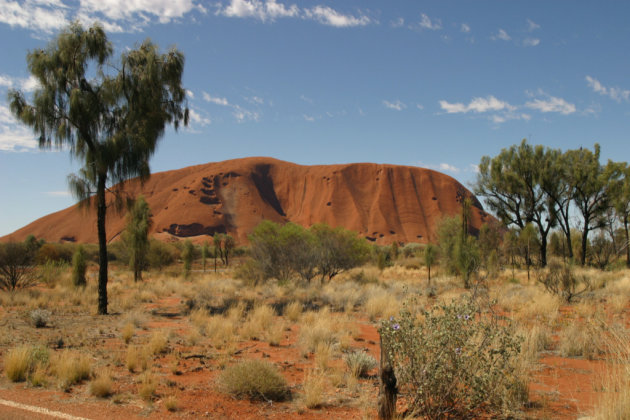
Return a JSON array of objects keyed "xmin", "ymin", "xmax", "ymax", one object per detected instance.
[
  {"xmin": 4, "ymin": 345, "xmax": 49, "ymax": 383},
  {"xmin": 380, "ymin": 295, "xmax": 528, "ymax": 419},
  {"xmin": 218, "ymin": 359, "xmax": 290, "ymax": 402}
]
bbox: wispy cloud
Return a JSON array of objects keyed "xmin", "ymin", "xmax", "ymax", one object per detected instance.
[
  {"xmin": 391, "ymin": 17, "xmax": 404, "ymax": 28},
  {"xmin": 526, "ymin": 18, "xmax": 540, "ymax": 31},
  {"xmin": 525, "ymin": 91, "xmax": 575, "ymax": 115},
  {"xmin": 303, "ymin": 114, "xmax": 315, "ymax": 122},
  {"xmin": 303, "ymin": 6, "xmax": 371, "ymax": 27},
  {"xmin": 0, "ymin": 0, "xmax": 204, "ymax": 33},
  {"xmin": 219, "ymin": 1, "xmax": 371, "ymax": 27},
  {"xmin": 188, "ymin": 109, "xmax": 211, "ymax": 126},
  {"xmin": 418, "ymin": 13, "xmax": 441, "ymax": 30},
  {"xmin": 460, "ymin": 23, "xmax": 470, "ymax": 33},
  {"xmin": 0, "ymin": 105, "xmax": 37, "ymax": 151},
  {"xmin": 203, "ymin": 92, "xmax": 230, "ymax": 106},
  {"xmin": 439, "ymin": 96, "xmax": 515, "ymax": 114},
  {"xmin": 383, "ymin": 100, "xmax": 406, "ymax": 111},
  {"xmin": 221, "ymin": 0, "xmax": 298, "ymax": 21},
  {"xmin": 585, "ymin": 75, "xmax": 630, "ymax": 102},
  {"xmin": 491, "ymin": 28, "xmax": 511, "ymax": 41},
  {"xmin": 0, "ymin": 74, "xmax": 40, "ymax": 92},
  {"xmin": 523, "ymin": 38, "xmax": 540, "ymax": 47}
]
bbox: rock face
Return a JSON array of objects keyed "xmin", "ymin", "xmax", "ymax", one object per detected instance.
[{"xmin": 3, "ymin": 157, "xmax": 491, "ymax": 245}]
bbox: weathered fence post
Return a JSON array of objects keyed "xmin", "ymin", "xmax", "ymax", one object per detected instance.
[{"xmin": 377, "ymin": 332, "xmax": 397, "ymax": 419}]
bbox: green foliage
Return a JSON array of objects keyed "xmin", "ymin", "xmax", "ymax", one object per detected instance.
[
  {"xmin": 181, "ymin": 240, "xmax": 195, "ymax": 278},
  {"xmin": 455, "ymin": 235, "xmax": 480, "ymax": 289},
  {"xmin": 71, "ymin": 245, "xmax": 87, "ymax": 287},
  {"xmin": 344, "ymin": 350, "xmax": 377, "ymax": 378},
  {"xmin": 218, "ymin": 359, "xmax": 290, "ymax": 401},
  {"xmin": 246, "ymin": 221, "xmax": 369, "ymax": 284},
  {"xmin": 147, "ymin": 240, "xmax": 177, "ymax": 271},
  {"xmin": 311, "ymin": 223, "xmax": 370, "ymax": 281},
  {"xmin": 201, "ymin": 241, "xmax": 209, "ymax": 272},
  {"xmin": 390, "ymin": 241, "xmax": 399, "ymax": 260},
  {"xmin": 478, "ymin": 220, "xmax": 503, "ymax": 274},
  {"xmin": 0, "ymin": 242, "xmax": 36, "ymax": 291},
  {"xmin": 537, "ymin": 259, "xmax": 591, "ymax": 303},
  {"xmin": 423, "ymin": 243, "xmax": 437, "ymax": 284},
  {"xmin": 122, "ymin": 196, "xmax": 152, "ymax": 282},
  {"xmin": 437, "ymin": 215, "xmax": 461, "ymax": 275},
  {"xmin": 213, "ymin": 233, "xmax": 236, "ymax": 267},
  {"xmin": 9, "ymin": 22, "xmax": 188, "ymax": 314},
  {"xmin": 379, "ymin": 296, "xmax": 526, "ymax": 419}
]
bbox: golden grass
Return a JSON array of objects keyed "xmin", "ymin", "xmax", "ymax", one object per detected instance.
[
  {"xmin": 50, "ymin": 351, "xmax": 91, "ymax": 391},
  {"xmin": 4, "ymin": 346, "xmax": 32, "ymax": 382},
  {"xmin": 147, "ymin": 330, "xmax": 169, "ymax": 355},
  {"xmin": 285, "ymin": 301, "xmax": 303, "ymax": 322},
  {"xmin": 164, "ymin": 395, "xmax": 179, "ymax": 412},
  {"xmin": 303, "ymin": 369, "xmax": 327, "ymax": 409},
  {"xmin": 90, "ymin": 369, "xmax": 114, "ymax": 398},
  {"xmin": 137, "ymin": 371, "xmax": 157, "ymax": 401},
  {"xmin": 240, "ymin": 304, "xmax": 275, "ymax": 340},
  {"xmin": 121, "ymin": 322, "xmax": 134, "ymax": 344}
]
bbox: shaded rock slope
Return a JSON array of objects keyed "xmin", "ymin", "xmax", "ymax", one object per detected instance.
[{"xmin": 3, "ymin": 157, "xmax": 491, "ymax": 245}]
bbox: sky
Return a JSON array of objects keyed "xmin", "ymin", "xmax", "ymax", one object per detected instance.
[{"xmin": 0, "ymin": 1, "xmax": 629, "ymax": 237}]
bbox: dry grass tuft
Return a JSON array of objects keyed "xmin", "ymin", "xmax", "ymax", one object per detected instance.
[
  {"xmin": 303, "ymin": 369, "xmax": 327, "ymax": 409},
  {"xmin": 218, "ymin": 359, "xmax": 290, "ymax": 402},
  {"xmin": 137, "ymin": 372, "xmax": 158, "ymax": 401},
  {"xmin": 285, "ymin": 301, "xmax": 302, "ymax": 322},
  {"xmin": 121, "ymin": 322, "xmax": 134, "ymax": 344},
  {"xmin": 50, "ymin": 350, "xmax": 91, "ymax": 391},
  {"xmin": 164, "ymin": 395, "xmax": 178, "ymax": 412},
  {"xmin": 90, "ymin": 369, "xmax": 114, "ymax": 398},
  {"xmin": 4, "ymin": 346, "xmax": 33, "ymax": 382}
]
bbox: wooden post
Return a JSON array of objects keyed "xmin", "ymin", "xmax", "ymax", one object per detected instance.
[{"xmin": 378, "ymin": 333, "xmax": 397, "ymax": 420}]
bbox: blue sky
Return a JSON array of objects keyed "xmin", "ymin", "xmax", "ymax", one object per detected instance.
[{"xmin": 0, "ymin": 1, "xmax": 629, "ymax": 236}]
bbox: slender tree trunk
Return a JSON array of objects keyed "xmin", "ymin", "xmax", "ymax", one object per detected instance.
[
  {"xmin": 624, "ymin": 216, "xmax": 630, "ymax": 268},
  {"xmin": 97, "ymin": 174, "xmax": 108, "ymax": 315},
  {"xmin": 565, "ymin": 229, "xmax": 573, "ymax": 260},
  {"xmin": 427, "ymin": 265, "xmax": 431, "ymax": 285},
  {"xmin": 377, "ymin": 334, "xmax": 397, "ymax": 420},
  {"xmin": 540, "ymin": 233, "xmax": 548, "ymax": 268},
  {"xmin": 581, "ymin": 224, "xmax": 589, "ymax": 266}
]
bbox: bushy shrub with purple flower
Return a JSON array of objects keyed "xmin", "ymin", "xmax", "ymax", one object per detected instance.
[{"xmin": 379, "ymin": 295, "xmax": 527, "ymax": 419}]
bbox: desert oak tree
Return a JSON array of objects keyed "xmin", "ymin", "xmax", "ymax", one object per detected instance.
[{"xmin": 9, "ymin": 23, "xmax": 188, "ymax": 314}]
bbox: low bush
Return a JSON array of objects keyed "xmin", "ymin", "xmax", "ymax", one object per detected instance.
[
  {"xmin": 50, "ymin": 351, "xmax": 91, "ymax": 391},
  {"xmin": 218, "ymin": 359, "xmax": 290, "ymax": 401},
  {"xmin": 379, "ymin": 295, "xmax": 527, "ymax": 419},
  {"xmin": 344, "ymin": 350, "xmax": 377, "ymax": 378},
  {"xmin": 4, "ymin": 346, "xmax": 33, "ymax": 382},
  {"xmin": 30, "ymin": 309, "xmax": 51, "ymax": 328}
]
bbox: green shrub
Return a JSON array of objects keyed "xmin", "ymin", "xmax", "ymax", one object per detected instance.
[
  {"xmin": 147, "ymin": 240, "xmax": 177, "ymax": 270},
  {"xmin": 181, "ymin": 240, "xmax": 195, "ymax": 277},
  {"xmin": 379, "ymin": 296, "xmax": 527, "ymax": 419},
  {"xmin": 218, "ymin": 359, "xmax": 290, "ymax": 401},
  {"xmin": 344, "ymin": 350, "xmax": 377, "ymax": 378},
  {"xmin": 72, "ymin": 245, "xmax": 87, "ymax": 287}
]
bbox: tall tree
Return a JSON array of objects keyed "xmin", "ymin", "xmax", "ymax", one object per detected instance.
[
  {"xmin": 9, "ymin": 23, "xmax": 188, "ymax": 314},
  {"xmin": 564, "ymin": 144, "xmax": 614, "ymax": 265},
  {"xmin": 123, "ymin": 195, "xmax": 152, "ymax": 282},
  {"xmin": 540, "ymin": 148, "xmax": 575, "ymax": 260},
  {"xmin": 608, "ymin": 161, "xmax": 630, "ymax": 267},
  {"xmin": 475, "ymin": 140, "xmax": 555, "ymax": 266}
]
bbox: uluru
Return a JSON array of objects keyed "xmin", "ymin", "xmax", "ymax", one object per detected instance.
[{"xmin": 2, "ymin": 157, "xmax": 490, "ymax": 245}]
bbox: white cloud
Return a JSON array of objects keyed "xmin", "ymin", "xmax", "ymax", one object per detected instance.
[
  {"xmin": 418, "ymin": 13, "xmax": 441, "ymax": 30},
  {"xmin": 460, "ymin": 23, "xmax": 470, "ymax": 33},
  {"xmin": 221, "ymin": 0, "xmax": 298, "ymax": 21},
  {"xmin": 525, "ymin": 94, "xmax": 575, "ymax": 115},
  {"xmin": 492, "ymin": 28, "xmax": 511, "ymax": 41},
  {"xmin": 416, "ymin": 104, "xmax": 424, "ymax": 110},
  {"xmin": 439, "ymin": 96, "xmax": 515, "ymax": 114},
  {"xmin": 188, "ymin": 109, "xmax": 211, "ymax": 126},
  {"xmin": 186, "ymin": 89, "xmax": 195, "ymax": 99},
  {"xmin": 0, "ymin": 104, "xmax": 37, "ymax": 151},
  {"xmin": 469, "ymin": 164, "xmax": 479, "ymax": 173},
  {"xmin": 585, "ymin": 75, "xmax": 630, "ymax": 102},
  {"xmin": 383, "ymin": 100, "xmax": 406, "ymax": 111},
  {"xmin": 391, "ymin": 17, "xmax": 404, "ymax": 28},
  {"xmin": 299, "ymin": 94, "xmax": 313, "ymax": 104},
  {"xmin": 304, "ymin": 6, "xmax": 371, "ymax": 27},
  {"xmin": 246, "ymin": 95, "xmax": 264, "ymax": 105},
  {"xmin": 0, "ymin": 0, "xmax": 202, "ymax": 34},
  {"xmin": 202, "ymin": 92, "xmax": 230, "ymax": 106},
  {"xmin": 523, "ymin": 37, "xmax": 540, "ymax": 47},
  {"xmin": 0, "ymin": 0, "xmax": 68, "ymax": 33},
  {"xmin": 0, "ymin": 74, "xmax": 14, "ymax": 88},
  {"xmin": 233, "ymin": 105, "xmax": 260, "ymax": 122},
  {"xmin": 0, "ymin": 74, "xmax": 41, "ymax": 92},
  {"xmin": 527, "ymin": 18, "xmax": 540, "ymax": 31},
  {"xmin": 303, "ymin": 114, "xmax": 315, "ymax": 122},
  {"xmin": 438, "ymin": 163, "xmax": 459, "ymax": 173}
]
